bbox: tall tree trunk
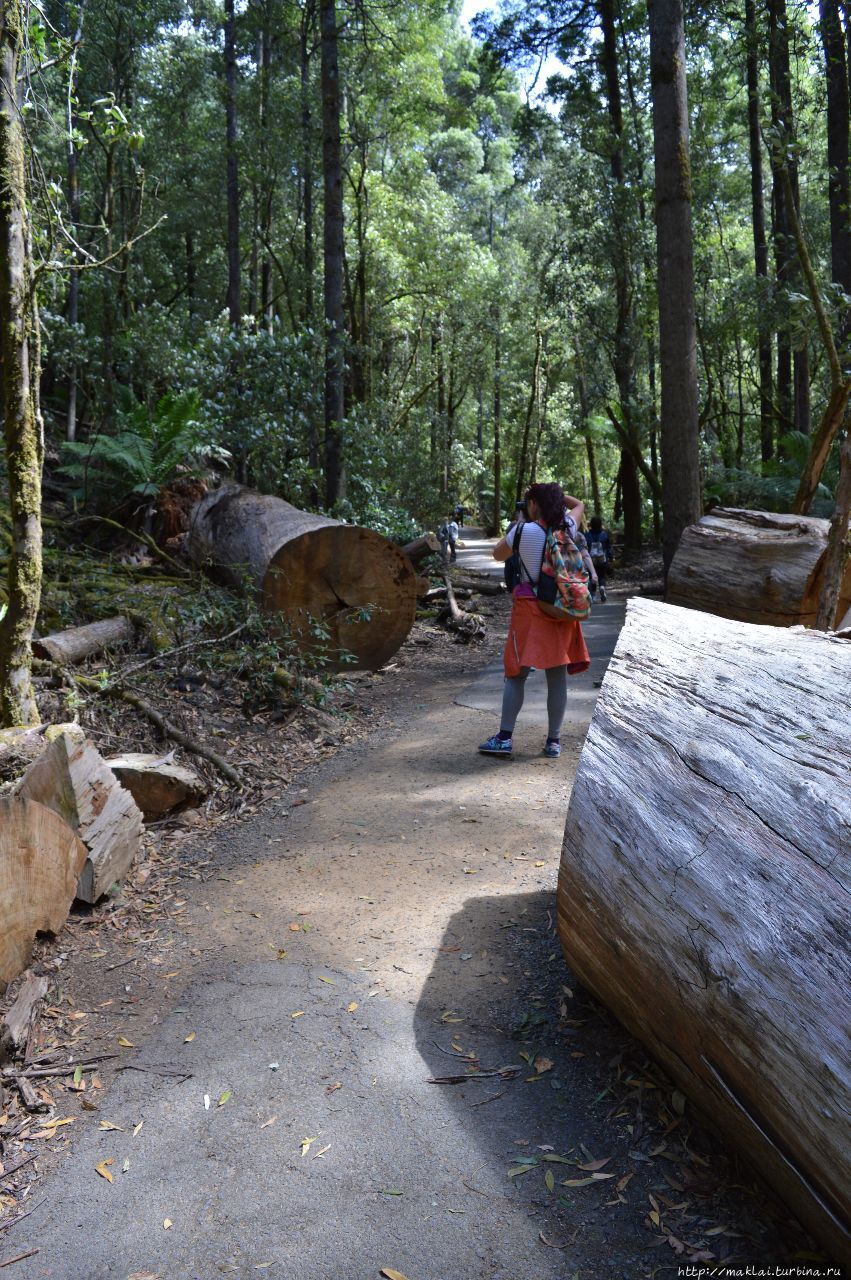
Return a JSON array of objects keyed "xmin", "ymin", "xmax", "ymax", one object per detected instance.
[
  {"xmin": 300, "ymin": 0, "xmax": 318, "ymax": 482},
  {"xmin": 745, "ymin": 0, "xmax": 774, "ymax": 465},
  {"xmin": 259, "ymin": 13, "xmax": 273, "ymax": 333},
  {"xmin": 63, "ymin": 0, "xmax": 84, "ymax": 443},
  {"xmin": 816, "ymin": 425, "xmax": 851, "ymax": 629},
  {"xmin": 224, "ymin": 0, "xmax": 241, "ymax": 327},
  {"xmin": 768, "ymin": 0, "xmax": 809, "ymax": 439},
  {"xmin": 648, "ymin": 0, "xmax": 702, "ymax": 573},
  {"xmin": 493, "ymin": 315, "xmax": 502, "ymax": 534},
  {"xmin": 321, "ymin": 0, "xmax": 345, "ymax": 506},
  {"xmin": 576, "ymin": 357, "xmax": 602, "ymax": 515},
  {"xmin": 0, "ymin": 1, "xmax": 42, "ymax": 726},
  {"xmin": 599, "ymin": 0, "xmax": 641, "ymax": 551},
  {"xmin": 515, "ymin": 326, "xmax": 541, "ymax": 502},
  {"xmin": 820, "ymin": 0, "xmax": 851, "ymax": 347}
]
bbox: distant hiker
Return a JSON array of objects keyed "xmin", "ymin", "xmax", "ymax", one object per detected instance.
[
  {"xmin": 480, "ymin": 481, "xmax": 590, "ymax": 760},
  {"xmin": 574, "ymin": 529, "xmax": 599, "ymax": 597},
  {"xmin": 439, "ymin": 517, "xmax": 459, "ymax": 563},
  {"xmin": 587, "ymin": 515, "xmax": 612, "ymax": 602}
]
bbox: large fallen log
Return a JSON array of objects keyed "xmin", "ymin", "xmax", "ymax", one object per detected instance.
[
  {"xmin": 187, "ymin": 485, "xmax": 417, "ymax": 671},
  {"xmin": 401, "ymin": 533, "xmax": 442, "ymax": 566},
  {"xmin": 16, "ymin": 731, "xmax": 144, "ymax": 904},
  {"xmin": 0, "ymin": 798, "xmax": 87, "ymax": 986},
  {"xmin": 0, "ymin": 972, "xmax": 48, "ymax": 1064},
  {"xmin": 557, "ymin": 599, "xmax": 851, "ymax": 1265},
  {"xmin": 32, "ymin": 616, "xmax": 134, "ymax": 665},
  {"xmin": 667, "ymin": 506, "xmax": 851, "ymax": 627}
]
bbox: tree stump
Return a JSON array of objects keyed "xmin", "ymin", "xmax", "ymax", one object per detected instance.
[
  {"xmin": 667, "ymin": 506, "xmax": 851, "ymax": 627},
  {"xmin": 15, "ymin": 731, "xmax": 144, "ymax": 904},
  {"xmin": 187, "ymin": 485, "xmax": 417, "ymax": 671},
  {"xmin": 0, "ymin": 798, "xmax": 87, "ymax": 987},
  {"xmin": 557, "ymin": 599, "xmax": 851, "ymax": 1265}
]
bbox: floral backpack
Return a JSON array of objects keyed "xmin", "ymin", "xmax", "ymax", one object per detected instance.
[{"xmin": 535, "ymin": 528, "xmax": 592, "ymax": 621}]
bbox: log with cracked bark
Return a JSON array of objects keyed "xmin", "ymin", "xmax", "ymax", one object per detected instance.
[
  {"xmin": 15, "ymin": 731, "xmax": 144, "ymax": 904},
  {"xmin": 400, "ymin": 534, "xmax": 442, "ymax": 566},
  {"xmin": 667, "ymin": 506, "xmax": 851, "ymax": 627},
  {"xmin": 187, "ymin": 485, "xmax": 417, "ymax": 671},
  {"xmin": 0, "ymin": 973, "xmax": 47, "ymax": 1064},
  {"xmin": 557, "ymin": 598, "xmax": 851, "ymax": 1266},
  {"xmin": 0, "ymin": 798, "xmax": 88, "ymax": 987}
]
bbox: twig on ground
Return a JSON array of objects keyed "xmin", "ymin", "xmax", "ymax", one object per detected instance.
[
  {"xmin": 0, "ymin": 1249, "xmax": 39, "ymax": 1270},
  {"xmin": 116, "ymin": 622, "xmax": 249, "ymax": 680}
]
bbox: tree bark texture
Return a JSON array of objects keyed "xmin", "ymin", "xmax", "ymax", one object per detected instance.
[
  {"xmin": 667, "ymin": 506, "xmax": 851, "ymax": 627},
  {"xmin": 0, "ymin": 2, "xmax": 43, "ymax": 728},
  {"xmin": 187, "ymin": 485, "xmax": 416, "ymax": 670},
  {"xmin": 745, "ymin": 0, "xmax": 774, "ymax": 464},
  {"xmin": 224, "ymin": 0, "xmax": 241, "ymax": 327},
  {"xmin": 557, "ymin": 598, "xmax": 851, "ymax": 1267},
  {"xmin": 321, "ymin": 0, "xmax": 345, "ymax": 507},
  {"xmin": 648, "ymin": 0, "xmax": 702, "ymax": 573},
  {"xmin": 816, "ymin": 426, "xmax": 851, "ymax": 629},
  {"xmin": 33, "ymin": 616, "xmax": 134, "ymax": 665}
]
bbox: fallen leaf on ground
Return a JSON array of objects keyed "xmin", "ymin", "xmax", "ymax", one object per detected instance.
[
  {"xmin": 184, "ymin": 1032, "xmax": 196, "ymax": 1043},
  {"xmin": 318, "ymin": 976, "xmax": 334, "ymax": 984},
  {"xmin": 545, "ymin": 1169, "xmax": 555, "ymax": 1192},
  {"xmin": 347, "ymin": 1002, "xmax": 358, "ymax": 1013},
  {"xmin": 507, "ymin": 1165, "xmax": 536, "ymax": 1178},
  {"xmin": 300, "ymin": 1136, "xmax": 317, "ymax": 1156},
  {"xmin": 117, "ymin": 1037, "xmax": 135, "ymax": 1048},
  {"xmin": 133, "ymin": 1121, "xmax": 144, "ymax": 1137},
  {"xmin": 314, "ymin": 1144, "xmax": 331, "ymax": 1158},
  {"xmin": 163, "ymin": 1219, "xmax": 173, "ymax": 1230},
  {"xmin": 561, "ymin": 1173, "xmax": 616, "ymax": 1187},
  {"xmin": 326, "ymin": 1082, "xmax": 342, "ymax": 1094},
  {"xmin": 122, "ymin": 1158, "xmax": 130, "ymax": 1173},
  {"xmin": 380, "ymin": 1270, "xmax": 412, "ymax": 1280},
  {"xmin": 578, "ymin": 1157, "xmax": 611, "ymax": 1171},
  {"xmin": 98, "ymin": 1120, "xmax": 123, "ymax": 1131},
  {"xmin": 534, "ymin": 1056, "xmax": 554, "ymax": 1074},
  {"xmin": 95, "ymin": 1159, "xmax": 113, "ymax": 1183},
  {"xmin": 288, "ymin": 922, "xmax": 301, "ymax": 932},
  {"xmin": 217, "ymin": 1090, "xmax": 232, "ymax": 1107},
  {"xmin": 260, "ymin": 1116, "xmax": 277, "ymax": 1129}
]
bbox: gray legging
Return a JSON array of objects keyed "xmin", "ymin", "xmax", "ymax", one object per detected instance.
[{"xmin": 500, "ymin": 665, "xmax": 568, "ymax": 739}]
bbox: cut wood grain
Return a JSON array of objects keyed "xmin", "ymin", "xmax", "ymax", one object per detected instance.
[
  {"xmin": 105, "ymin": 752, "xmax": 207, "ymax": 822},
  {"xmin": 15, "ymin": 732, "xmax": 144, "ymax": 904},
  {"xmin": 667, "ymin": 506, "xmax": 851, "ymax": 627},
  {"xmin": 0, "ymin": 799, "xmax": 87, "ymax": 987},
  {"xmin": 187, "ymin": 485, "xmax": 417, "ymax": 670},
  {"xmin": 557, "ymin": 598, "xmax": 851, "ymax": 1266},
  {"xmin": 32, "ymin": 617, "xmax": 134, "ymax": 665}
]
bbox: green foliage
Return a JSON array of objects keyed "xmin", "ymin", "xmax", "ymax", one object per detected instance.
[{"xmin": 58, "ymin": 391, "xmax": 226, "ymax": 510}]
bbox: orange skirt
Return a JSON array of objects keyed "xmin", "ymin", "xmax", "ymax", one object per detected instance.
[{"xmin": 503, "ymin": 595, "xmax": 590, "ymax": 678}]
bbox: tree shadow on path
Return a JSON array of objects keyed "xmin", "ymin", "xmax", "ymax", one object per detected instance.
[{"xmin": 414, "ymin": 889, "xmax": 806, "ymax": 1280}]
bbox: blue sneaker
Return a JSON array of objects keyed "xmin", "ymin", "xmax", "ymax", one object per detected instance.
[
  {"xmin": 479, "ymin": 734, "xmax": 512, "ymax": 756},
  {"xmin": 543, "ymin": 740, "xmax": 561, "ymax": 759}
]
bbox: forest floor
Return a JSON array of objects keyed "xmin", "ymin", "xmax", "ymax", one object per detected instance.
[{"xmin": 0, "ymin": 537, "xmax": 816, "ymax": 1280}]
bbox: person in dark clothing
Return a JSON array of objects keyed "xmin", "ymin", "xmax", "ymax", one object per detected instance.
[{"xmin": 586, "ymin": 515, "xmax": 612, "ymax": 602}]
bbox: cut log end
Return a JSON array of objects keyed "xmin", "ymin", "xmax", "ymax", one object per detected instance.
[
  {"xmin": 263, "ymin": 526, "xmax": 417, "ymax": 671},
  {"xmin": 0, "ymin": 798, "xmax": 87, "ymax": 987}
]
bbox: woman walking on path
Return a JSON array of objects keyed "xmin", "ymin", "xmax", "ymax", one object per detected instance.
[{"xmin": 480, "ymin": 482, "xmax": 590, "ymax": 759}]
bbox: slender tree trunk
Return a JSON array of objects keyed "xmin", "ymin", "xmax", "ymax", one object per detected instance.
[
  {"xmin": 821, "ymin": 0, "xmax": 851, "ymax": 346},
  {"xmin": 320, "ymin": 0, "xmax": 345, "ymax": 506},
  {"xmin": 575, "ymin": 359, "xmax": 602, "ymax": 515},
  {"xmin": 300, "ymin": 1, "xmax": 318, "ymax": 482},
  {"xmin": 259, "ymin": 13, "xmax": 274, "ymax": 333},
  {"xmin": 224, "ymin": 0, "xmax": 241, "ymax": 326},
  {"xmin": 619, "ymin": 451, "xmax": 642, "ymax": 552},
  {"xmin": 816, "ymin": 425, "xmax": 851, "ymax": 629},
  {"xmin": 0, "ymin": 1, "xmax": 42, "ymax": 726},
  {"xmin": 745, "ymin": 0, "xmax": 774, "ymax": 465},
  {"xmin": 186, "ymin": 228, "xmax": 196, "ymax": 314},
  {"xmin": 493, "ymin": 315, "xmax": 502, "ymax": 534},
  {"xmin": 63, "ymin": 0, "xmax": 84, "ymax": 443},
  {"xmin": 515, "ymin": 326, "xmax": 541, "ymax": 502},
  {"xmin": 648, "ymin": 0, "xmax": 702, "ymax": 572},
  {"xmin": 768, "ymin": 0, "xmax": 809, "ymax": 438}
]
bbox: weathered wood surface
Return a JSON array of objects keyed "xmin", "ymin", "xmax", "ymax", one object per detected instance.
[
  {"xmin": 557, "ymin": 598, "xmax": 851, "ymax": 1265},
  {"xmin": 187, "ymin": 485, "xmax": 417, "ymax": 671},
  {"xmin": 0, "ymin": 973, "xmax": 47, "ymax": 1063},
  {"xmin": 32, "ymin": 616, "xmax": 134, "ymax": 665},
  {"xmin": 0, "ymin": 799, "xmax": 87, "ymax": 986},
  {"xmin": 105, "ymin": 752, "xmax": 206, "ymax": 821},
  {"xmin": 0, "ymin": 723, "xmax": 82, "ymax": 785},
  {"xmin": 667, "ymin": 506, "xmax": 851, "ymax": 627},
  {"xmin": 16, "ymin": 731, "xmax": 144, "ymax": 904}
]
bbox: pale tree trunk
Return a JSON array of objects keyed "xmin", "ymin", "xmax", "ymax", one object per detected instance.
[
  {"xmin": 224, "ymin": 0, "xmax": 241, "ymax": 326},
  {"xmin": 820, "ymin": 0, "xmax": 851, "ymax": 345},
  {"xmin": 745, "ymin": 0, "xmax": 774, "ymax": 465},
  {"xmin": 0, "ymin": 0, "xmax": 43, "ymax": 727},
  {"xmin": 816, "ymin": 427, "xmax": 851, "ymax": 629},
  {"xmin": 63, "ymin": 0, "xmax": 84, "ymax": 443},
  {"xmin": 648, "ymin": 0, "xmax": 702, "ymax": 573},
  {"xmin": 320, "ymin": 0, "xmax": 345, "ymax": 506},
  {"xmin": 492, "ymin": 314, "xmax": 502, "ymax": 534},
  {"xmin": 514, "ymin": 325, "xmax": 541, "ymax": 502}
]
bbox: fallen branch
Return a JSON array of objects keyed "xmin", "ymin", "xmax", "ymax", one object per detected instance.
[
  {"xmin": 115, "ymin": 689, "xmax": 242, "ymax": 785},
  {"xmin": 440, "ymin": 574, "xmax": 485, "ymax": 642},
  {"xmin": 115, "ymin": 622, "xmax": 249, "ymax": 681},
  {"xmin": 1, "ymin": 1053, "xmax": 119, "ymax": 1081},
  {"xmin": 0, "ymin": 1249, "xmax": 39, "ymax": 1270}
]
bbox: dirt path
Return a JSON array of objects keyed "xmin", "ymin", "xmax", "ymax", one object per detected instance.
[{"xmin": 8, "ymin": 581, "xmax": 789, "ymax": 1279}]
